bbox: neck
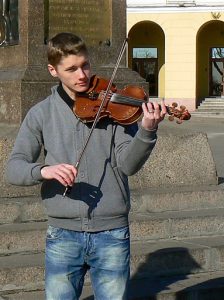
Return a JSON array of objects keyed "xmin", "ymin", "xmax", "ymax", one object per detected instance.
[{"xmin": 62, "ymin": 83, "xmax": 76, "ymax": 101}]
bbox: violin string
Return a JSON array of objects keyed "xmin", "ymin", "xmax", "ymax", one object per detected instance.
[{"xmin": 63, "ymin": 38, "xmax": 128, "ymax": 197}]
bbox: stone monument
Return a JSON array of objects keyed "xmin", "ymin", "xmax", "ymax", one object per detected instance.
[{"xmin": 0, "ymin": 0, "xmax": 145, "ymax": 125}]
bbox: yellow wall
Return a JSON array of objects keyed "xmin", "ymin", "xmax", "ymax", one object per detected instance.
[{"xmin": 127, "ymin": 11, "xmax": 224, "ymax": 110}]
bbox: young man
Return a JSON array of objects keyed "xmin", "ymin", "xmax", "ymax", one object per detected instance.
[{"xmin": 6, "ymin": 32, "xmax": 166, "ymax": 300}]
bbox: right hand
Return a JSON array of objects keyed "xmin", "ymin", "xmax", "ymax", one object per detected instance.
[{"xmin": 41, "ymin": 164, "xmax": 77, "ymax": 187}]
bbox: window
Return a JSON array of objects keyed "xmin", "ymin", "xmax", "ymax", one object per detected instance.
[
  {"xmin": 212, "ymin": 47, "xmax": 224, "ymax": 59},
  {"xmin": 133, "ymin": 47, "xmax": 157, "ymax": 58}
]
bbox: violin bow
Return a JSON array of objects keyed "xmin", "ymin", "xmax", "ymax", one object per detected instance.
[{"xmin": 63, "ymin": 38, "xmax": 128, "ymax": 197}]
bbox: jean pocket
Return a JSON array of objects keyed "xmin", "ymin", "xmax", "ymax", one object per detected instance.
[
  {"xmin": 46, "ymin": 225, "xmax": 64, "ymax": 240},
  {"xmin": 108, "ymin": 226, "xmax": 130, "ymax": 240}
]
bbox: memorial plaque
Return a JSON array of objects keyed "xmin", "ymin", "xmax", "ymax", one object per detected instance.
[{"xmin": 45, "ymin": 0, "xmax": 111, "ymax": 46}]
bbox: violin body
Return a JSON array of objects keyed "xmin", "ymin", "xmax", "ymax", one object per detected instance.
[{"xmin": 74, "ymin": 75, "xmax": 148, "ymax": 125}]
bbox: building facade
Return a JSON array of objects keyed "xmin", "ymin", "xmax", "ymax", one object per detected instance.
[{"xmin": 127, "ymin": 0, "xmax": 224, "ymax": 111}]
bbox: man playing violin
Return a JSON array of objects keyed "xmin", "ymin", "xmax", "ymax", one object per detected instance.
[{"xmin": 6, "ymin": 32, "xmax": 167, "ymax": 300}]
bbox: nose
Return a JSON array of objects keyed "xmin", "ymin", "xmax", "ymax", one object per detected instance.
[{"xmin": 77, "ymin": 67, "xmax": 86, "ymax": 79}]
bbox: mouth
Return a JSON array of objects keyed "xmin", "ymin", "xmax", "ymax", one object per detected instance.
[{"xmin": 77, "ymin": 81, "xmax": 89, "ymax": 87}]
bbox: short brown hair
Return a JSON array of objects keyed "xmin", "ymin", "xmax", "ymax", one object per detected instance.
[{"xmin": 47, "ymin": 32, "xmax": 88, "ymax": 66}]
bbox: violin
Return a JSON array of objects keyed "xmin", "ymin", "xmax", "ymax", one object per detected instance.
[{"xmin": 74, "ymin": 75, "xmax": 191, "ymax": 125}]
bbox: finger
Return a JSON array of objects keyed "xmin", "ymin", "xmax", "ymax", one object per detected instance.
[
  {"xmin": 143, "ymin": 102, "xmax": 154, "ymax": 115},
  {"xmin": 55, "ymin": 170, "xmax": 73, "ymax": 186},
  {"xmin": 63, "ymin": 164, "xmax": 78, "ymax": 177},
  {"xmin": 160, "ymin": 99, "xmax": 167, "ymax": 115},
  {"xmin": 56, "ymin": 165, "xmax": 76, "ymax": 186},
  {"xmin": 150, "ymin": 102, "xmax": 163, "ymax": 121},
  {"xmin": 142, "ymin": 103, "xmax": 151, "ymax": 115},
  {"xmin": 53, "ymin": 173, "xmax": 70, "ymax": 187},
  {"xmin": 152, "ymin": 102, "xmax": 160, "ymax": 116}
]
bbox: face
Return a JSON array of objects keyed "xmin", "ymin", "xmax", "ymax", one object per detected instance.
[{"xmin": 48, "ymin": 54, "xmax": 91, "ymax": 99}]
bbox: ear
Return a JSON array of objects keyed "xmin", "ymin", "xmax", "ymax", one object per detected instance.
[{"xmin": 48, "ymin": 64, "xmax": 58, "ymax": 78}]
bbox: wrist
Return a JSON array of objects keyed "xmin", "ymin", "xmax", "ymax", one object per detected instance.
[{"xmin": 40, "ymin": 165, "xmax": 49, "ymax": 178}]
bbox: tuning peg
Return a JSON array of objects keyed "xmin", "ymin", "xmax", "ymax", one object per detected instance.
[
  {"xmin": 168, "ymin": 115, "xmax": 175, "ymax": 121},
  {"xmin": 171, "ymin": 102, "xmax": 178, "ymax": 108}
]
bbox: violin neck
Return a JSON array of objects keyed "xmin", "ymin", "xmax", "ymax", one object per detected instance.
[{"xmin": 110, "ymin": 93, "xmax": 171, "ymax": 114}]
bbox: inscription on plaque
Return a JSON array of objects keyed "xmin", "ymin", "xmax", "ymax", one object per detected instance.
[{"xmin": 45, "ymin": 0, "xmax": 111, "ymax": 46}]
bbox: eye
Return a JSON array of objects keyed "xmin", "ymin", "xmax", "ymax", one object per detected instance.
[
  {"xmin": 68, "ymin": 67, "xmax": 78, "ymax": 72},
  {"xmin": 82, "ymin": 62, "xmax": 90, "ymax": 69}
]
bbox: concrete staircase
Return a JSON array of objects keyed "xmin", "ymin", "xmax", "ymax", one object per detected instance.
[
  {"xmin": 2, "ymin": 190, "xmax": 224, "ymax": 299},
  {"xmin": 192, "ymin": 97, "xmax": 224, "ymax": 117},
  {"xmin": 1, "ymin": 124, "xmax": 224, "ymax": 299}
]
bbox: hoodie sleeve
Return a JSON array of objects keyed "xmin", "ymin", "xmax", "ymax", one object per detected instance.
[
  {"xmin": 114, "ymin": 122, "xmax": 157, "ymax": 176},
  {"xmin": 6, "ymin": 107, "xmax": 45, "ymax": 186}
]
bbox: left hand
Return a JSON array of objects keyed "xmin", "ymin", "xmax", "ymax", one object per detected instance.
[{"xmin": 141, "ymin": 100, "xmax": 167, "ymax": 130}]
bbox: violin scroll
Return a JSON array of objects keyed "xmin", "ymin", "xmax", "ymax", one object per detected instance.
[{"xmin": 167, "ymin": 102, "xmax": 191, "ymax": 124}]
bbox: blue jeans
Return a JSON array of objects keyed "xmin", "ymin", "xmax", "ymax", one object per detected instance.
[{"xmin": 45, "ymin": 225, "xmax": 130, "ymax": 300}]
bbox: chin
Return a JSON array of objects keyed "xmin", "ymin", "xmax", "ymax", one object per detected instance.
[{"xmin": 76, "ymin": 85, "xmax": 89, "ymax": 93}]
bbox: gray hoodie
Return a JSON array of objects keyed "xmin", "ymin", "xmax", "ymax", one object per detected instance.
[{"xmin": 6, "ymin": 86, "xmax": 157, "ymax": 232}]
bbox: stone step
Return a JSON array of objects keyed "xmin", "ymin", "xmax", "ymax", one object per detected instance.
[
  {"xmin": 1, "ymin": 272, "xmax": 224, "ymax": 300},
  {"xmin": 203, "ymin": 100, "xmax": 224, "ymax": 103},
  {"xmin": 130, "ymin": 235, "xmax": 224, "ymax": 277},
  {"xmin": 197, "ymin": 107, "xmax": 224, "ymax": 111},
  {"xmin": 203, "ymin": 99, "xmax": 224, "ymax": 102},
  {"xmin": 194, "ymin": 97, "xmax": 224, "ymax": 116},
  {"xmin": 2, "ymin": 207, "xmax": 224, "ymax": 255},
  {"xmin": 1, "ymin": 236, "xmax": 224, "ymax": 299},
  {"xmin": 0, "ymin": 222, "xmax": 46, "ymax": 255},
  {"xmin": 202, "ymin": 97, "xmax": 224, "ymax": 103},
  {"xmin": 0, "ymin": 196, "xmax": 46, "ymax": 225},
  {"xmin": 0, "ymin": 290, "xmax": 46, "ymax": 300},
  {"xmin": 0, "ymin": 252, "xmax": 44, "ymax": 294},
  {"xmin": 198, "ymin": 105, "xmax": 224, "ymax": 109},
  {"xmin": 199, "ymin": 101, "xmax": 224, "ymax": 105},
  {"xmin": 2, "ymin": 187, "xmax": 224, "ymax": 226},
  {"xmin": 190, "ymin": 111, "xmax": 224, "ymax": 118},
  {"xmin": 128, "ymin": 271, "xmax": 224, "ymax": 300},
  {"xmin": 131, "ymin": 187, "xmax": 224, "ymax": 213},
  {"xmin": 130, "ymin": 207, "xmax": 224, "ymax": 240},
  {"xmin": 191, "ymin": 110, "xmax": 224, "ymax": 119}
]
